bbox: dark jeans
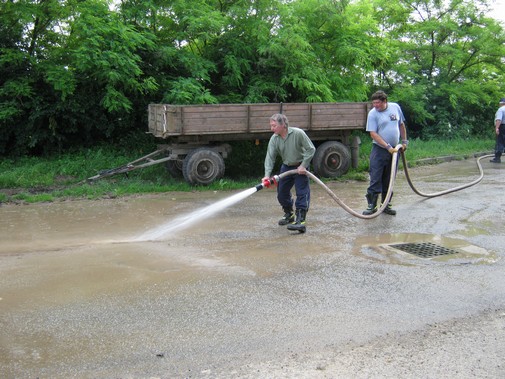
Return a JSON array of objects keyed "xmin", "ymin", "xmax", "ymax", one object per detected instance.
[
  {"xmin": 277, "ymin": 164, "xmax": 310, "ymax": 211},
  {"xmin": 494, "ymin": 124, "xmax": 505, "ymax": 154},
  {"xmin": 367, "ymin": 144, "xmax": 397, "ymax": 195}
]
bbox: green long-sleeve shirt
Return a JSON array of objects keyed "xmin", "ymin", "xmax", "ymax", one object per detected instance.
[{"xmin": 264, "ymin": 127, "xmax": 316, "ymax": 177}]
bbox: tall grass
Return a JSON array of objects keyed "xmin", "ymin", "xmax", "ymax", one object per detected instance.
[{"xmin": 0, "ymin": 136, "xmax": 494, "ymax": 204}]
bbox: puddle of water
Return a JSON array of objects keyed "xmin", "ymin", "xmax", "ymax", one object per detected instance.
[
  {"xmin": 0, "ymin": 240, "xmax": 257, "ymax": 314},
  {"xmin": 131, "ymin": 187, "xmax": 258, "ymax": 241},
  {"xmin": 354, "ymin": 233, "xmax": 498, "ymax": 266},
  {"xmin": 454, "ymin": 226, "xmax": 491, "ymax": 238}
]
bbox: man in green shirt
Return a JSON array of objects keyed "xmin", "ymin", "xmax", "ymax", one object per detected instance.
[{"xmin": 262, "ymin": 113, "xmax": 316, "ymax": 233}]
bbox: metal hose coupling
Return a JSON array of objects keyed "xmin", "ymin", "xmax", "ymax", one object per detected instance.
[{"xmin": 255, "ymin": 175, "xmax": 280, "ymax": 191}]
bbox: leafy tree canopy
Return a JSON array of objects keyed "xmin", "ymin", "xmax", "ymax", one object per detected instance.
[{"xmin": 0, "ymin": 0, "xmax": 503, "ymax": 156}]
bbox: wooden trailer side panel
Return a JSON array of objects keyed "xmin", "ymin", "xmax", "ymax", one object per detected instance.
[{"xmin": 148, "ymin": 102, "xmax": 369, "ymax": 139}]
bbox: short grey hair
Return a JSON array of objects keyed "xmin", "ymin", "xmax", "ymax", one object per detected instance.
[{"xmin": 270, "ymin": 113, "xmax": 289, "ymax": 128}]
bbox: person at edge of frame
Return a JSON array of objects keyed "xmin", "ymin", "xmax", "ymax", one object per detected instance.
[
  {"xmin": 262, "ymin": 113, "xmax": 316, "ymax": 233},
  {"xmin": 490, "ymin": 97, "xmax": 505, "ymax": 163},
  {"xmin": 363, "ymin": 90, "xmax": 408, "ymax": 216}
]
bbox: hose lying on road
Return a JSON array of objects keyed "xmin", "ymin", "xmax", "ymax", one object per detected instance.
[
  {"xmin": 278, "ymin": 146, "xmax": 492, "ymax": 219},
  {"xmin": 401, "ymin": 152, "xmax": 491, "ymax": 198}
]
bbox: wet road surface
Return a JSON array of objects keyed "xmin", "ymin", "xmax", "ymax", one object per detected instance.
[{"xmin": 1, "ymin": 159, "xmax": 505, "ymax": 378}]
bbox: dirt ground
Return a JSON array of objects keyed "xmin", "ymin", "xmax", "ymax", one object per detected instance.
[{"xmin": 1, "ymin": 158, "xmax": 505, "ymax": 378}]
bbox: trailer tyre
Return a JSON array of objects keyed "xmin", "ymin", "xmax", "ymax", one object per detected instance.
[
  {"xmin": 183, "ymin": 148, "xmax": 225, "ymax": 185},
  {"xmin": 165, "ymin": 159, "xmax": 184, "ymax": 178},
  {"xmin": 312, "ymin": 141, "xmax": 351, "ymax": 178}
]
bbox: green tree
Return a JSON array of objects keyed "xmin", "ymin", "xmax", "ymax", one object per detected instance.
[
  {"xmin": 117, "ymin": 0, "xmax": 223, "ymax": 105},
  {"xmin": 0, "ymin": 0, "xmax": 157, "ymax": 155},
  {"xmin": 364, "ymin": 0, "xmax": 505, "ymax": 138},
  {"xmin": 285, "ymin": 0, "xmax": 379, "ymax": 102},
  {"xmin": 2, "ymin": 0, "xmax": 504, "ymax": 158}
]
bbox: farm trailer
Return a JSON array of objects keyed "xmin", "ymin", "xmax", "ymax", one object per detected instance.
[{"xmin": 87, "ymin": 102, "xmax": 371, "ymax": 186}]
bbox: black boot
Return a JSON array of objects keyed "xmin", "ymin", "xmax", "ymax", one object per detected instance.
[
  {"xmin": 490, "ymin": 151, "xmax": 502, "ymax": 163},
  {"xmin": 287, "ymin": 209, "xmax": 307, "ymax": 233},
  {"xmin": 362, "ymin": 193, "xmax": 378, "ymax": 215},
  {"xmin": 278, "ymin": 206, "xmax": 295, "ymax": 225},
  {"xmin": 381, "ymin": 193, "xmax": 396, "ymax": 215}
]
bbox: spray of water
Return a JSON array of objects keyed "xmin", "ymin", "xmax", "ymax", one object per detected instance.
[{"xmin": 132, "ymin": 187, "xmax": 258, "ymax": 242}]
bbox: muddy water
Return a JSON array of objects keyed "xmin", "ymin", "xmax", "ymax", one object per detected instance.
[
  {"xmin": 0, "ymin": 192, "xmax": 267, "ymax": 308},
  {"xmin": 1, "ymin": 159, "xmax": 505, "ymax": 378}
]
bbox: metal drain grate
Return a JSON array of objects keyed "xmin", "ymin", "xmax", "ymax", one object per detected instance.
[{"xmin": 389, "ymin": 242, "xmax": 460, "ymax": 258}]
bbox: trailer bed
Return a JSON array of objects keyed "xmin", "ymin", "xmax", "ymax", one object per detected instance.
[{"xmin": 148, "ymin": 102, "xmax": 369, "ymax": 142}]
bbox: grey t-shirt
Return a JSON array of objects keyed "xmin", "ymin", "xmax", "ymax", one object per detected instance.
[
  {"xmin": 366, "ymin": 102, "xmax": 405, "ymax": 147},
  {"xmin": 495, "ymin": 105, "xmax": 505, "ymax": 124}
]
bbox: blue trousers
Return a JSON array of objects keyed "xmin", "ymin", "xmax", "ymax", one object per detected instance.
[
  {"xmin": 277, "ymin": 164, "xmax": 310, "ymax": 211},
  {"xmin": 366, "ymin": 144, "xmax": 397, "ymax": 196},
  {"xmin": 494, "ymin": 124, "xmax": 505, "ymax": 155}
]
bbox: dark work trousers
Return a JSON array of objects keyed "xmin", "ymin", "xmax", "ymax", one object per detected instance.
[
  {"xmin": 277, "ymin": 164, "xmax": 310, "ymax": 211},
  {"xmin": 494, "ymin": 124, "xmax": 505, "ymax": 155},
  {"xmin": 366, "ymin": 144, "xmax": 397, "ymax": 196}
]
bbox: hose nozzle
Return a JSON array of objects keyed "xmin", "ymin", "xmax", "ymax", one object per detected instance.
[
  {"xmin": 255, "ymin": 175, "xmax": 280, "ymax": 191},
  {"xmin": 263, "ymin": 175, "xmax": 279, "ymax": 188}
]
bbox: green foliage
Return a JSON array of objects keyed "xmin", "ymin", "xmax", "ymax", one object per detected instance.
[
  {"xmin": 365, "ymin": 0, "xmax": 505, "ymax": 139},
  {"xmin": 224, "ymin": 141, "xmax": 269, "ymax": 178},
  {"xmin": 0, "ymin": 0, "xmax": 504, "ymax": 157},
  {"xmin": 0, "ymin": 0, "xmax": 158, "ymax": 156},
  {"xmin": 162, "ymin": 78, "xmax": 218, "ymax": 104}
]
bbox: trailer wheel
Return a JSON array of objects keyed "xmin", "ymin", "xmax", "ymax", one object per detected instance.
[
  {"xmin": 165, "ymin": 159, "xmax": 184, "ymax": 178},
  {"xmin": 312, "ymin": 141, "xmax": 351, "ymax": 178},
  {"xmin": 182, "ymin": 148, "xmax": 225, "ymax": 185}
]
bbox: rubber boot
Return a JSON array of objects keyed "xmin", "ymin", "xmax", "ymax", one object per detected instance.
[
  {"xmin": 278, "ymin": 206, "xmax": 295, "ymax": 225},
  {"xmin": 287, "ymin": 209, "xmax": 307, "ymax": 233},
  {"xmin": 381, "ymin": 193, "xmax": 396, "ymax": 215},
  {"xmin": 490, "ymin": 151, "xmax": 501, "ymax": 163},
  {"xmin": 362, "ymin": 193, "xmax": 378, "ymax": 215}
]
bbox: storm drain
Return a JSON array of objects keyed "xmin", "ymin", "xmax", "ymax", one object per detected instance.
[{"xmin": 389, "ymin": 242, "xmax": 460, "ymax": 258}]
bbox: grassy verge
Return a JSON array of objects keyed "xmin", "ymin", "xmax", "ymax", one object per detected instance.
[{"xmin": 0, "ymin": 136, "xmax": 494, "ymax": 204}]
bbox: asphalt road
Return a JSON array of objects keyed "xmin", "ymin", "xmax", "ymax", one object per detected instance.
[{"xmin": 1, "ymin": 158, "xmax": 505, "ymax": 378}]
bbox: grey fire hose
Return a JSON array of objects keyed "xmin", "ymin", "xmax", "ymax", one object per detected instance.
[
  {"xmin": 258, "ymin": 145, "xmax": 491, "ymax": 219},
  {"xmin": 401, "ymin": 151, "xmax": 491, "ymax": 198}
]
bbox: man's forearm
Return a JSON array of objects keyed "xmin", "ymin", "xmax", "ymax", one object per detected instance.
[{"xmin": 400, "ymin": 123, "xmax": 407, "ymax": 141}]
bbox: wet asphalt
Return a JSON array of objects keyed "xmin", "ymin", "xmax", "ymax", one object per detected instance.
[{"xmin": 1, "ymin": 158, "xmax": 505, "ymax": 378}]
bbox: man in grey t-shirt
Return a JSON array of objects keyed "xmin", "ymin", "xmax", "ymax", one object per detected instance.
[{"xmin": 363, "ymin": 91, "xmax": 408, "ymax": 215}]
